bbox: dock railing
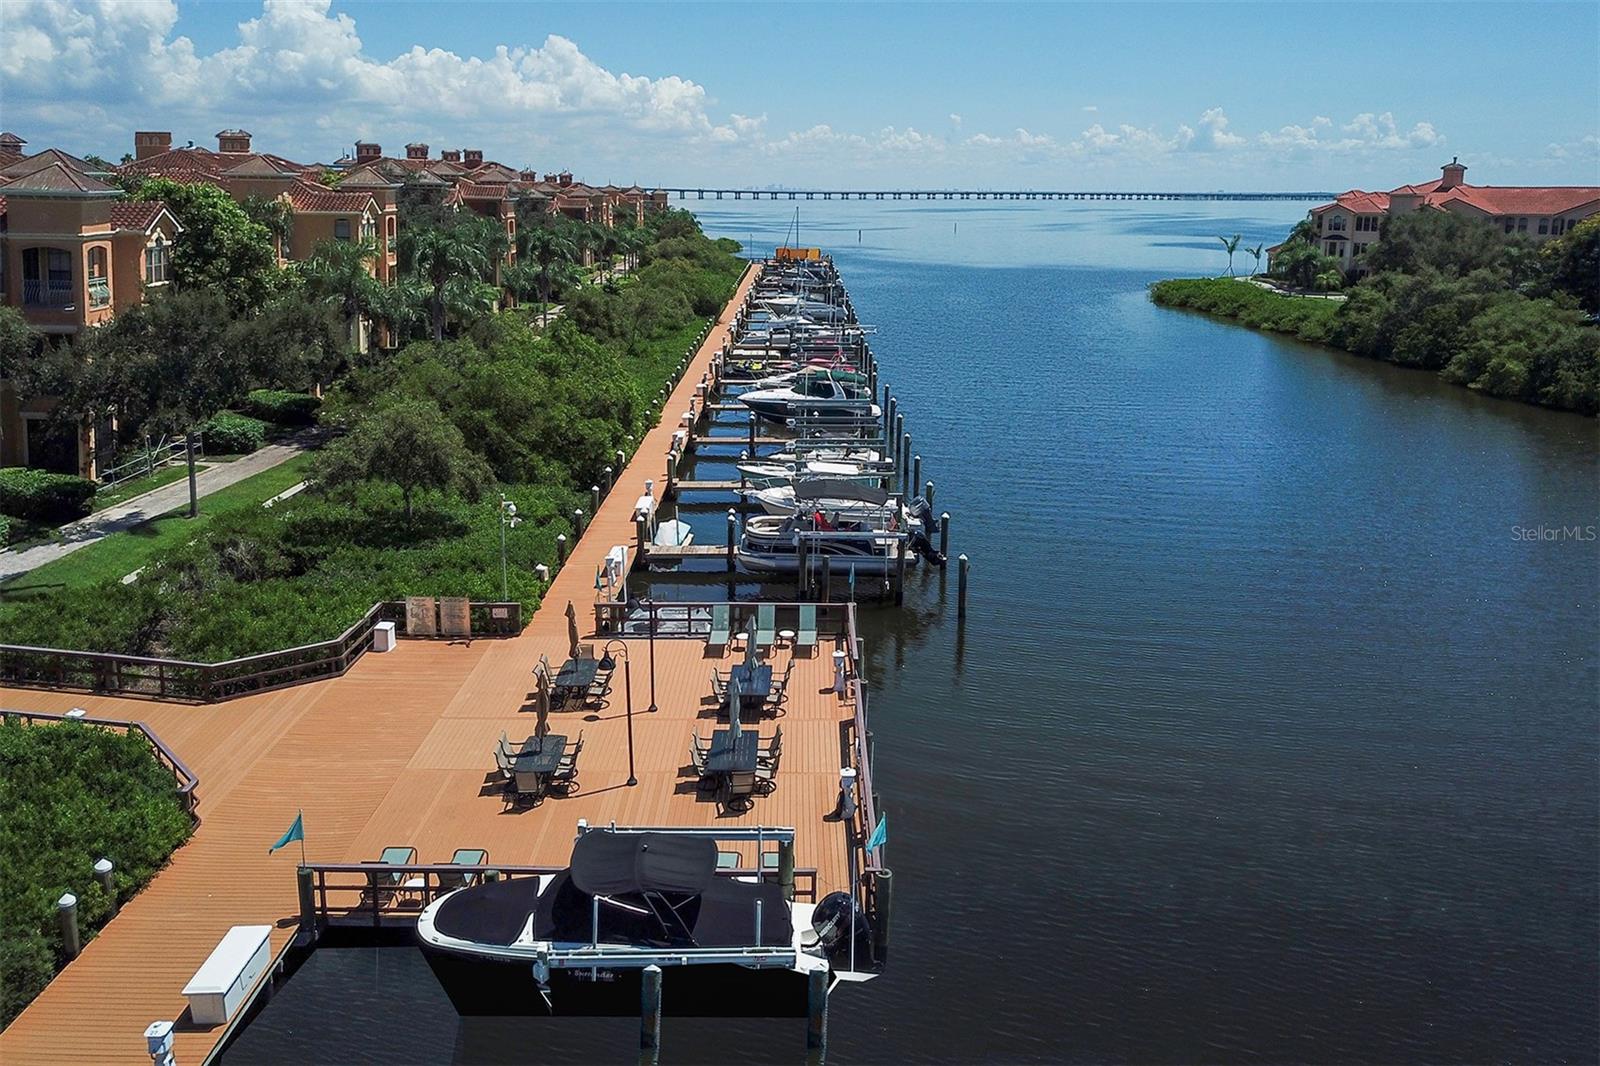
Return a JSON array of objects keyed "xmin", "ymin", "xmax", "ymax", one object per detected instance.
[
  {"xmin": 592, "ymin": 599, "xmax": 854, "ymax": 641},
  {"xmin": 0, "ymin": 599, "xmax": 523, "ymax": 703},
  {"xmin": 303, "ymin": 861, "xmax": 819, "ymax": 930},
  {"xmin": 0, "ymin": 707, "xmax": 200, "ymax": 824}
]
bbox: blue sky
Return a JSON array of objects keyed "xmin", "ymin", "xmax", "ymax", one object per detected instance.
[{"xmin": 4, "ymin": 1, "xmax": 1597, "ymax": 189}]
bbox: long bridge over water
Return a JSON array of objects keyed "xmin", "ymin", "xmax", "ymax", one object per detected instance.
[{"xmin": 658, "ymin": 187, "xmax": 1334, "ymax": 202}]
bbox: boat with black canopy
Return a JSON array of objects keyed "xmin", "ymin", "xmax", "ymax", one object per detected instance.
[{"xmin": 417, "ymin": 825, "xmax": 868, "ymax": 1016}]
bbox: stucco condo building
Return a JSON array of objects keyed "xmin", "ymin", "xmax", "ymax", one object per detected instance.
[{"xmin": 1283, "ymin": 158, "xmax": 1600, "ymax": 274}]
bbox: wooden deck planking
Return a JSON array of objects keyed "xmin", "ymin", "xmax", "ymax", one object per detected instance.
[{"xmin": 0, "ymin": 263, "xmax": 876, "ymax": 1065}]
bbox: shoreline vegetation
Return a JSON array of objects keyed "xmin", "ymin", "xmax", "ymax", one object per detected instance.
[
  {"xmin": 0, "ymin": 211, "xmax": 744, "ymax": 660},
  {"xmin": 1150, "ymin": 213, "xmax": 1599, "ymax": 416},
  {"xmin": 0, "ymin": 718, "xmax": 194, "ymax": 1027}
]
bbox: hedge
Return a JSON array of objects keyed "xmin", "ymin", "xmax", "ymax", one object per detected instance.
[
  {"xmin": 0, "ymin": 468, "xmax": 97, "ymax": 523},
  {"xmin": 244, "ymin": 389, "xmax": 321, "ymax": 426},
  {"xmin": 0, "ymin": 720, "xmax": 193, "ymax": 1027},
  {"xmin": 200, "ymin": 411, "xmax": 268, "ymax": 454}
]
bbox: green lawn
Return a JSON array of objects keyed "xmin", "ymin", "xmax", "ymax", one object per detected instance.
[
  {"xmin": 91, "ymin": 464, "xmax": 204, "ymax": 512},
  {"xmin": 1, "ymin": 454, "xmax": 314, "ymax": 596}
]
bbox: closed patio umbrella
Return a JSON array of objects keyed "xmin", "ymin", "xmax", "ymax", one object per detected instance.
[
  {"xmin": 535, "ymin": 668, "xmax": 551, "ymax": 744},
  {"xmin": 744, "ymin": 617, "xmax": 757, "ymax": 669},
  {"xmin": 565, "ymin": 600, "xmax": 580, "ymax": 660},
  {"xmin": 727, "ymin": 672, "xmax": 742, "ymax": 739}
]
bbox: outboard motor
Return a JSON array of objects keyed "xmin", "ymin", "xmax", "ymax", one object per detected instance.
[
  {"xmin": 811, "ymin": 891, "xmax": 873, "ymax": 958},
  {"xmin": 906, "ymin": 496, "xmax": 945, "ymax": 565}
]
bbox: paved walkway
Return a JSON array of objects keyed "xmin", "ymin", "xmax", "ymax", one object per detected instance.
[{"xmin": 0, "ymin": 432, "xmax": 319, "ymax": 583}]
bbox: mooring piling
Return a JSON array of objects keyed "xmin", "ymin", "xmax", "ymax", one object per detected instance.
[
  {"xmin": 939, "ymin": 511, "xmax": 951, "ymax": 560},
  {"xmin": 640, "ymin": 964, "xmax": 663, "ymax": 1057},
  {"xmin": 957, "ymin": 553, "xmax": 970, "ymax": 618}
]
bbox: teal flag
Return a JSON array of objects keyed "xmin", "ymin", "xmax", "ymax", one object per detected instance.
[
  {"xmin": 268, "ymin": 811, "xmax": 304, "ymax": 854},
  {"xmin": 866, "ymin": 814, "xmax": 887, "ymax": 852}
]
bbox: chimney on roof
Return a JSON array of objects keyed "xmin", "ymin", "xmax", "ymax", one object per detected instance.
[
  {"xmin": 0, "ymin": 132, "xmax": 26, "ymax": 150},
  {"xmin": 558, "ymin": 171, "xmax": 572, "ymax": 187},
  {"xmin": 406, "ymin": 143, "xmax": 429, "ymax": 160},
  {"xmin": 355, "ymin": 141, "xmax": 381, "ymax": 161},
  {"xmin": 216, "ymin": 129, "xmax": 252, "ymax": 154},
  {"xmin": 440, "ymin": 149, "xmax": 461, "ymax": 163},
  {"xmin": 463, "ymin": 148, "xmax": 484, "ymax": 167},
  {"xmin": 134, "ymin": 131, "xmax": 172, "ymax": 161},
  {"xmin": 1439, "ymin": 156, "xmax": 1467, "ymax": 191},
  {"xmin": 519, "ymin": 168, "xmax": 537, "ymax": 182}
]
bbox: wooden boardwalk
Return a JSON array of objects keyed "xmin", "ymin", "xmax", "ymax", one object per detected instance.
[{"xmin": 0, "ymin": 263, "xmax": 873, "ymax": 1064}]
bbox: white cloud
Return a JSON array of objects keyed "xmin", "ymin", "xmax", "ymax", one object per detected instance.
[
  {"xmin": 1257, "ymin": 111, "xmax": 1444, "ymax": 153},
  {"xmin": 948, "ymin": 113, "xmax": 962, "ymax": 126},
  {"xmin": 1081, "ymin": 105, "xmax": 1098, "ymax": 113}
]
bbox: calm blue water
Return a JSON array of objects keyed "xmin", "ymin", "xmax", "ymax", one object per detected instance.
[{"xmin": 225, "ymin": 201, "xmax": 1600, "ymax": 1063}]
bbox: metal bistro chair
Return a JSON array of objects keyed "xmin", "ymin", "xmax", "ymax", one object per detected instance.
[
  {"xmin": 438, "ymin": 849, "xmax": 488, "ymax": 892},
  {"xmin": 509, "ymin": 769, "xmax": 546, "ymax": 809},
  {"xmin": 551, "ymin": 732, "xmax": 583, "ymax": 794},
  {"xmin": 724, "ymin": 770, "xmax": 757, "ymax": 811},
  {"xmin": 759, "ymin": 725, "xmax": 783, "ymax": 768},
  {"xmin": 710, "ymin": 668, "xmax": 727, "ymax": 703},
  {"xmin": 584, "ymin": 660, "xmax": 614, "ymax": 708},
  {"xmin": 765, "ymin": 661, "xmax": 795, "ymax": 714}
]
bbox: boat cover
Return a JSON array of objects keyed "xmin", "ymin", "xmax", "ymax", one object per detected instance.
[
  {"xmin": 432, "ymin": 875, "xmax": 543, "ymax": 946},
  {"xmin": 570, "ymin": 832, "xmax": 717, "ymax": 896},
  {"xmin": 793, "ymin": 480, "xmax": 889, "ymax": 505}
]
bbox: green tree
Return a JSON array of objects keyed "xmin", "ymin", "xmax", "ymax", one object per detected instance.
[
  {"xmin": 0, "ymin": 306, "xmax": 41, "ymax": 383},
  {"xmin": 313, "ymin": 397, "xmax": 493, "ymax": 521},
  {"xmin": 1218, "ymin": 234, "xmax": 1242, "ymax": 276},
  {"xmin": 404, "ymin": 223, "xmax": 491, "ymax": 341},
  {"xmin": 1245, "ymin": 242, "xmax": 1265, "ymax": 276},
  {"xmin": 1363, "ymin": 209, "xmax": 1529, "ymax": 280},
  {"xmin": 298, "ymin": 238, "xmax": 382, "ymax": 349},
  {"xmin": 1542, "ymin": 216, "xmax": 1600, "ymax": 313},
  {"xmin": 519, "ymin": 224, "xmax": 579, "ymax": 318},
  {"xmin": 126, "ymin": 178, "xmax": 280, "ymax": 312}
]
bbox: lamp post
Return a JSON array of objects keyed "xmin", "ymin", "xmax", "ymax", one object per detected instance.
[
  {"xmin": 601, "ymin": 639, "xmax": 636, "ymax": 786},
  {"xmin": 645, "ymin": 595, "xmax": 658, "ymax": 714},
  {"xmin": 497, "ymin": 494, "xmax": 521, "ymax": 601}
]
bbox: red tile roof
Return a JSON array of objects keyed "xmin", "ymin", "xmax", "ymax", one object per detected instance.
[
  {"xmin": 456, "ymin": 181, "xmax": 510, "ymax": 201},
  {"xmin": 1432, "ymin": 185, "xmax": 1600, "ymax": 216},
  {"xmin": 0, "ymin": 162, "xmax": 118, "ymax": 193},
  {"xmin": 286, "ymin": 180, "xmax": 376, "ymax": 213},
  {"xmin": 109, "ymin": 202, "xmax": 170, "ymax": 231}
]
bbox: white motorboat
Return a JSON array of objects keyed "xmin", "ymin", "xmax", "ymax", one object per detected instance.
[
  {"xmin": 739, "ymin": 370, "xmax": 880, "ymax": 425},
  {"xmin": 743, "ymin": 479, "xmax": 908, "ymax": 521},
  {"xmin": 735, "ymin": 457, "xmax": 889, "ymax": 487},
  {"xmin": 736, "ymin": 512, "xmax": 918, "ymax": 576}
]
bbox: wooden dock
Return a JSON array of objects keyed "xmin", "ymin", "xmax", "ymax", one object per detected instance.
[{"xmin": 0, "ymin": 263, "xmax": 880, "ymax": 1064}]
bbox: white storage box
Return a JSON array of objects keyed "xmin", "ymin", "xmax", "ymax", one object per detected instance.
[
  {"xmin": 372, "ymin": 620, "xmax": 397, "ymax": 653},
  {"xmin": 182, "ymin": 925, "xmax": 272, "ymax": 1026}
]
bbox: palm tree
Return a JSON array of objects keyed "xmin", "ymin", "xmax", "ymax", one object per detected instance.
[
  {"xmin": 406, "ymin": 225, "xmax": 490, "ymax": 341},
  {"xmin": 1218, "ymin": 234, "xmax": 1242, "ymax": 277},
  {"xmin": 521, "ymin": 225, "xmax": 579, "ymax": 319},
  {"xmin": 299, "ymin": 238, "xmax": 381, "ymax": 350},
  {"xmin": 368, "ymin": 275, "xmax": 429, "ymax": 348},
  {"xmin": 1246, "ymin": 243, "xmax": 1265, "ymax": 276},
  {"xmin": 1314, "ymin": 268, "xmax": 1344, "ymax": 292}
]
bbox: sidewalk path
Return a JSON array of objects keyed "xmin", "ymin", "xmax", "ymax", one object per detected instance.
[{"xmin": 0, "ymin": 431, "xmax": 320, "ymax": 583}]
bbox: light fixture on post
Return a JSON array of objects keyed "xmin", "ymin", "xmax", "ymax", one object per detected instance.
[
  {"xmin": 645, "ymin": 595, "xmax": 658, "ymax": 714},
  {"xmin": 497, "ymin": 494, "xmax": 521, "ymax": 601},
  {"xmin": 600, "ymin": 639, "xmax": 636, "ymax": 787}
]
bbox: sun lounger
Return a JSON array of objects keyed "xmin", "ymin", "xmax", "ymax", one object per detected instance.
[
  {"xmin": 708, "ymin": 604, "xmax": 731, "ymax": 649},
  {"xmin": 756, "ymin": 604, "xmax": 776, "ymax": 649},
  {"xmin": 438, "ymin": 849, "xmax": 488, "ymax": 891},
  {"xmin": 795, "ymin": 604, "xmax": 817, "ymax": 653}
]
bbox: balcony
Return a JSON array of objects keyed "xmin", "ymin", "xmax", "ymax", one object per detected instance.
[{"xmin": 23, "ymin": 279, "xmax": 74, "ymax": 309}]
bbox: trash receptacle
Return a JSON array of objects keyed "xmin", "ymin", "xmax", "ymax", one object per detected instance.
[{"xmin": 373, "ymin": 620, "xmax": 397, "ymax": 653}]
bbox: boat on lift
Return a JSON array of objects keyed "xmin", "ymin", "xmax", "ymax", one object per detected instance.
[
  {"xmin": 736, "ymin": 511, "xmax": 917, "ymax": 576},
  {"xmin": 743, "ymin": 479, "xmax": 908, "ymax": 520},
  {"xmin": 739, "ymin": 369, "xmax": 880, "ymax": 425},
  {"xmin": 735, "ymin": 457, "xmax": 890, "ymax": 487}
]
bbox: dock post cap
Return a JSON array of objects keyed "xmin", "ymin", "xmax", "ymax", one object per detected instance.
[
  {"xmin": 66, "ymin": 707, "xmax": 87, "ymax": 718},
  {"xmin": 94, "ymin": 858, "xmax": 114, "ymax": 875},
  {"xmin": 58, "ymin": 892, "xmax": 77, "ymax": 908},
  {"xmin": 144, "ymin": 1020, "xmax": 175, "ymax": 1062}
]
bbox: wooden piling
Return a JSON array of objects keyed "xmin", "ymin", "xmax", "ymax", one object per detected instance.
[
  {"xmin": 924, "ymin": 480, "xmax": 935, "ymax": 506},
  {"xmin": 901, "ymin": 434, "xmax": 912, "ymax": 490},
  {"xmin": 665, "ymin": 452, "xmax": 678, "ymax": 499},
  {"xmin": 895, "ymin": 537, "xmax": 908, "ymax": 606},
  {"xmin": 726, "ymin": 509, "xmax": 737, "ymax": 572},
  {"xmin": 911, "ymin": 454, "xmax": 921, "ymax": 497},
  {"xmin": 555, "ymin": 534, "xmax": 568, "ymax": 566},
  {"xmin": 779, "ymin": 840, "xmax": 796, "ymax": 901},
  {"xmin": 297, "ymin": 866, "xmax": 317, "ymax": 941},
  {"xmin": 806, "ymin": 967, "xmax": 829, "ymax": 1052},
  {"xmin": 635, "ymin": 516, "xmax": 647, "ymax": 569},
  {"xmin": 573, "ymin": 509, "xmax": 585, "ymax": 537},
  {"xmin": 822, "ymin": 554, "xmax": 833, "ymax": 603},
  {"xmin": 939, "ymin": 512, "xmax": 951, "ymax": 560},
  {"xmin": 640, "ymin": 964, "xmax": 663, "ymax": 1055},
  {"xmin": 591, "ymin": 485, "xmax": 601, "ymax": 515},
  {"xmin": 957, "ymin": 553, "xmax": 969, "ymax": 618},
  {"xmin": 747, "ymin": 413, "xmax": 757, "ymax": 455},
  {"xmin": 58, "ymin": 894, "xmax": 80, "ymax": 961},
  {"xmin": 603, "ymin": 465, "xmax": 614, "ymax": 494},
  {"xmin": 615, "ymin": 449, "xmax": 626, "ymax": 475},
  {"xmin": 872, "ymin": 869, "xmax": 894, "ymax": 964}
]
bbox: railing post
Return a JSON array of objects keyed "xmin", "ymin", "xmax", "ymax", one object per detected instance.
[{"xmin": 297, "ymin": 866, "xmax": 318, "ymax": 943}]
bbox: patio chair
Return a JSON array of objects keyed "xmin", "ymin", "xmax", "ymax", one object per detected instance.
[
  {"xmin": 755, "ymin": 759, "xmax": 778, "ymax": 794},
  {"xmin": 756, "ymin": 604, "xmax": 776, "ymax": 649},
  {"xmin": 365, "ymin": 846, "xmax": 416, "ymax": 907},
  {"xmin": 493, "ymin": 747, "xmax": 516, "ymax": 790},
  {"xmin": 725, "ymin": 771, "xmax": 757, "ymax": 810},
  {"xmin": 795, "ymin": 604, "xmax": 817, "ymax": 654},
  {"xmin": 558, "ymin": 731, "xmax": 584, "ymax": 772},
  {"xmin": 765, "ymin": 662, "xmax": 795, "ymax": 713},
  {"xmin": 716, "ymin": 850, "xmax": 741, "ymax": 870},
  {"xmin": 576, "ymin": 642, "xmax": 596, "ymax": 660},
  {"xmin": 759, "ymin": 725, "xmax": 783, "ymax": 766},
  {"xmin": 708, "ymin": 604, "xmax": 731, "ymax": 650},
  {"xmin": 585, "ymin": 662, "xmax": 614, "ymax": 706},
  {"xmin": 509, "ymin": 770, "xmax": 546, "ymax": 808},
  {"xmin": 438, "ymin": 849, "xmax": 488, "ymax": 892},
  {"xmin": 710, "ymin": 668, "xmax": 727, "ymax": 702}
]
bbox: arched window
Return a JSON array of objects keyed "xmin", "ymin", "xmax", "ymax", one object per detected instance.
[
  {"xmin": 86, "ymin": 247, "xmax": 110, "ymax": 307},
  {"xmin": 145, "ymin": 236, "xmax": 170, "ymax": 284}
]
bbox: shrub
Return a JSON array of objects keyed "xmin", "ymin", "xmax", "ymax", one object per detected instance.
[
  {"xmin": 244, "ymin": 389, "xmax": 322, "ymax": 426},
  {"xmin": 0, "ymin": 514, "xmax": 10, "ymax": 546},
  {"xmin": 200, "ymin": 411, "xmax": 268, "ymax": 454},
  {"xmin": 0, "ymin": 719, "xmax": 192, "ymax": 1026},
  {"xmin": 0, "ymin": 468, "xmax": 97, "ymax": 523}
]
